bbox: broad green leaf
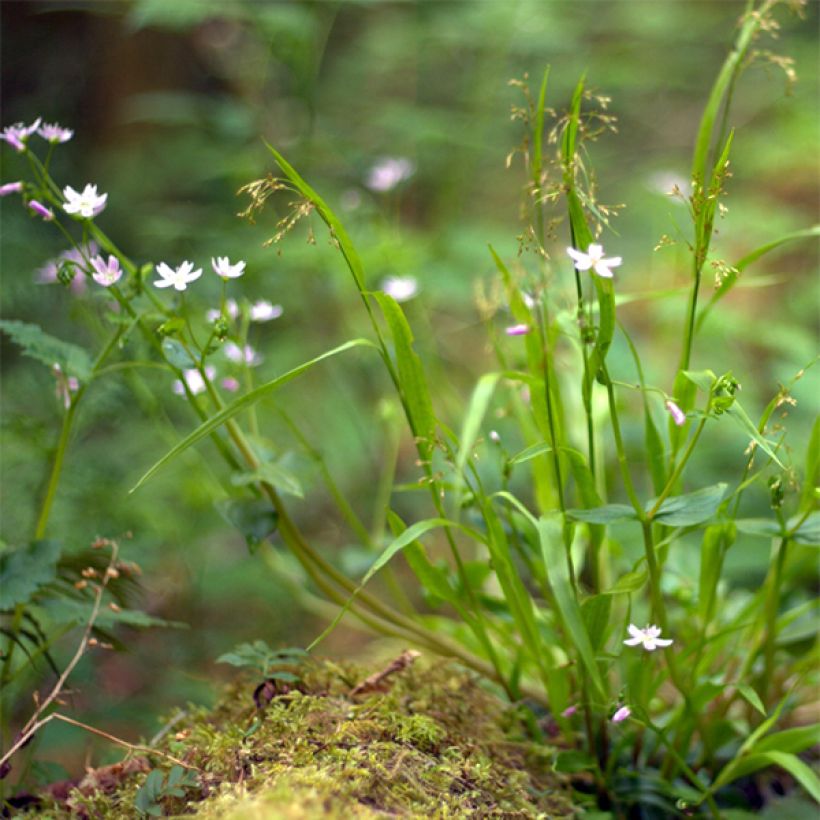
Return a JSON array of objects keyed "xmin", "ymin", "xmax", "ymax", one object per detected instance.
[
  {"xmin": 651, "ymin": 482, "xmax": 727, "ymax": 526},
  {"xmin": 717, "ymin": 752, "xmax": 820, "ymax": 803},
  {"xmin": 801, "ymin": 415, "xmax": 820, "ymax": 512},
  {"xmin": 791, "ymin": 511, "xmax": 820, "ymax": 546},
  {"xmin": 131, "ymin": 338, "xmax": 375, "ymax": 491},
  {"xmin": 566, "ymin": 505, "xmax": 637, "ymax": 525},
  {"xmin": 0, "ymin": 320, "xmax": 92, "ymax": 381},
  {"xmin": 215, "ymin": 498, "xmax": 278, "ymax": 553},
  {"xmin": 735, "ymin": 519, "xmax": 783, "ymax": 539},
  {"xmin": 455, "ymin": 372, "xmax": 501, "ymax": 477},
  {"xmin": 373, "ymin": 293, "xmax": 437, "ymax": 461},
  {"xmin": 232, "ymin": 462, "xmax": 303, "ymax": 499},
  {"xmin": 755, "ymin": 725, "xmax": 820, "ymax": 756},
  {"xmin": 0, "ymin": 540, "xmax": 62, "ymax": 610},
  {"xmin": 581, "ymin": 595, "xmax": 611, "ymax": 652},
  {"xmin": 698, "ymin": 524, "xmax": 734, "ymax": 621},
  {"xmin": 561, "ymin": 447, "xmax": 605, "ymax": 552},
  {"xmin": 537, "ymin": 513, "xmax": 605, "ymax": 698},
  {"xmin": 161, "ymin": 338, "xmax": 196, "ymax": 370},
  {"xmin": 682, "ymin": 369, "xmax": 716, "ymax": 394}
]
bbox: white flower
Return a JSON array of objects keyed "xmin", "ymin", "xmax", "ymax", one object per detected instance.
[
  {"xmin": 381, "ymin": 275, "xmax": 418, "ymax": 303},
  {"xmin": 90, "ymin": 255, "xmax": 123, "ymax": 287},
  {"xmin": 624, "ymin": 624, "xmax": 673, "ymax": 652},
  {"xmin": 172, "ymin": 366, "xmax": 215, "ymax": 396},
  {"xmin": 365, "ymin": 157, "xmax": 415, "ymax": 192},
  {"xmin": 250, "ymin": 300, "xmax": 283, "ymax": 322},
  {"xmin": 1, "ymin": 118, "xmax": 41, "ymax": 151},
  {"xmin": 567, "ymin": 243, "xmax": 622, "ymax": 279},
  {"xmin": 37, "ymin": 122, "xmax": 74, "ymax": 144},
  {"xmin": 212, "ymin": 256, "xmax": 246, "ymax": 279},
  {"xmin": 154, "ymin": 261, "xmax": 202, "ymax": 292},
  {"xmin": 63, "ymin": 184, "xmax": 108, "ymax": 218},
  {"xmin": 224, "ymin": 342, "xmax": 262, "ymax": 366}
]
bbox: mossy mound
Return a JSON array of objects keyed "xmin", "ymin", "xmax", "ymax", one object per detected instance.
[{"xmin": 36, "ymin": 657, "xmax": 575, "ymax": 818}]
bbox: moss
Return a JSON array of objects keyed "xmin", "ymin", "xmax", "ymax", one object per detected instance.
[{"xmin": 34, "ymin": 659, "xmax": 575, "ymax": 818}]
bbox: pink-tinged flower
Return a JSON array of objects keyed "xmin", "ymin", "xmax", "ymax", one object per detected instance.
[
  {"xmin": 63, "ymin": 184, "xmax": 107, "ymax": 218},
  {"xmin": 624, "ymin": 624, "xmax": 673, "ymax": 652},
  {"xmin": 206, "ymin": 299, "xmax": 240, "ymax": 323},
  {"xmin": 382, "ymin": 275, "xmax": 418, "ymax": 303},
  {"xmin": 37, "ymin": 122, "xmax": 73, "ymax": 144},
  {"xmin": 561, "ymin": 705, "xmax": 578, "ymax": 718},
  {"xmin": 365, "ymin": 157, "xmax": 415, "ymax": 192},
  {"xmin": 52, "ymin": 363, "xmax": 79, "ymax": 409},
  {"xmin": 250, "ymin": 300, "xmax": 283, "ymax": 322},
  {"xmin": 154, "ymin": 261, "xmax": 202, "ymax": 292},
  {"xmin": 0, "ymin": 181, "xmax": 23, "ymax": 196},
  {"xmin": 612, "ymin": 706, "xmax": 631, "ymax": 724},
  {"xmin": 1, "ymin": 118, "xmax": 41, "ymax": 152},
  {"xmin": 505, "ymin": 323, "xmax": 531, "ymax": 336},
  {"xmin": 224, "ymin": 342, "xmax": 262, "ymax": 366},
  {"xmin": 665, "ymin": 399, "xmax": 686, "ymax": 427},
  {"xmin": 36, "ymin": 243, "xmax": 98, "ymax": 294},
  {"xmin": 567, "ymin": 244, "xmax": 622, "ymax": 279},
  {"xmin": 28, "ymin": 200, "xmax": 54, "ymax": 221},
  {"xmin": 211, "ymin": 256, "xmax": 246, "ymax": 279},
  {"xmin": 221, "ymin": 376, "xmax": 240, "ymax": 393},
  {"xmin": 172, "ymin": 366, "xmax": 216, "ymax": 397},
  {"xmin": 90, "ymin": 255, "xmax": 123, "ymax": 287}
]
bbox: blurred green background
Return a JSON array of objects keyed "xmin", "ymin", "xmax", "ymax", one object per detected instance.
[{"xmin": 1, "ymin": 0, "xmax": 817, "ymax": 781}]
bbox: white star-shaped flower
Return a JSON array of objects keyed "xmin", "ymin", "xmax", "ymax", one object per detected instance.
[
  {"xmin": 567, "ymin": 243, "xmax": 622, "ymax": 279},
  {"xmin": 250, "ymin": 300, "xmax": 283, "ymax": 322},
  {"xmin": 623, "ymin": 624, "xmax": 673, "ymax": 651},
  {"xmin": 63, "ymin": 184, "xmax": 107, "ymax": 218},
  {"xmin": 212, "ymin": 257, "xmax": 246, "ymax": 279},
  {"xmin": 154, "ymin": 261, "xmax": 202, "ymax": 292}
]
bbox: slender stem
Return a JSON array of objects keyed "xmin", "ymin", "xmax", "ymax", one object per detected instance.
[{"xmin": 761, "ymin": 536, "xmax": 790, "ymax": 701}]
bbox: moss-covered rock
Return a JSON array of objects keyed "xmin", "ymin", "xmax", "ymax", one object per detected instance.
[{"xmin": 35, "ymin": 657, "xmax": 575, "ymax": 818}]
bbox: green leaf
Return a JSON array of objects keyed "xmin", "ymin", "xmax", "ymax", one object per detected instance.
[
  {"xmin": 698, "ymin": 524, "xmax": 734, "ymax": 622},
  {"xmin": 566, "ymin": 505, "xmax": 637, "ymax": 525},
  {"xmin": 726, "ymin": 402, "xmax": 785, "ymax": 469},
  {"xmin": 265, "ymin": 142, "xmax": 366, "ymax": 290},
  {"xmin": 537, "ymin": 514, "xmax": 605, "ymax": 698},
  {"xmin": 737, "ymin": 684, "xmax": 766, "ymax": 716},
  {"xmin": 698, "ymin": 226, "xmax": 820, "ymax": 329},
  {"xmin": 455, "ymin": 372, "xmax": 501, "ymax": 477},
  {"xmin": 606, "ymin": 569, "xmax": 648, "ymax": 596},
  {"xmin": 0, "ymin": 320, "xmax": 92, "ymax": 381},
  {"xmin": 801, "ymin": 415, "xmax": 820, "ymax": 512},
  {"xmin": 755, "ymin": 724, "xmax": 820, "ymax": 756},
  {"xmin": 215, "ymin": 499, "xmax": 278, "ymax": 553},
  {"xmin": 508, "ymin": 442, "xmax": 553, "ymax": 465},
  {"xmin": 372, "ymin": 293, "xmax": 437, "ymax": 460},
  {"xmin": 581, "ymin": 595, "xmax": 611, "ymax": 652},
  {"xmin": 735, "ymin": 519, "xmax": 783, "ymax": 539},
  {"xmin": 791, "ymin": 511, "xmax": 820, "ymax": 546},
  {"xmin": 718, "ymin": 752, "xmax": 820, "ymax": 803},
  {"xmin": 231, "ymin": 462, "xmax": 303, "ymax": 499},
  {"xmin": 0, "ymin": 540, "xmax": 62, "ymax": 610},
  {"xmin": 651, "ymin": 482, "xmax": 727, "ymax": 526},
  {"xmin": 161, "ymin": 338, "xmax": 196, "ymax": 370},
  {"xmin": 682, "ymin": 369, "xmax": 716, "ymax": 393},
  {"xmin": 131, "ymin": 338, "xmax": 375, "ymax": 492}
]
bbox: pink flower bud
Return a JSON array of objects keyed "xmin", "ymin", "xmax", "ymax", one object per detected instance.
[
  {"xmin": 505, "ymin": 323, "xmax": 531, "ymax": 336},
  {"xmin": 28, "ymin": 200, "xmax": 54, "ymax": 221}
]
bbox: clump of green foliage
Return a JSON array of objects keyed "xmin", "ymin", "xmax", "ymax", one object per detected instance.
[{"xmin": 43, "ymin": 659, "xmax": 574, "ymax": 818}]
